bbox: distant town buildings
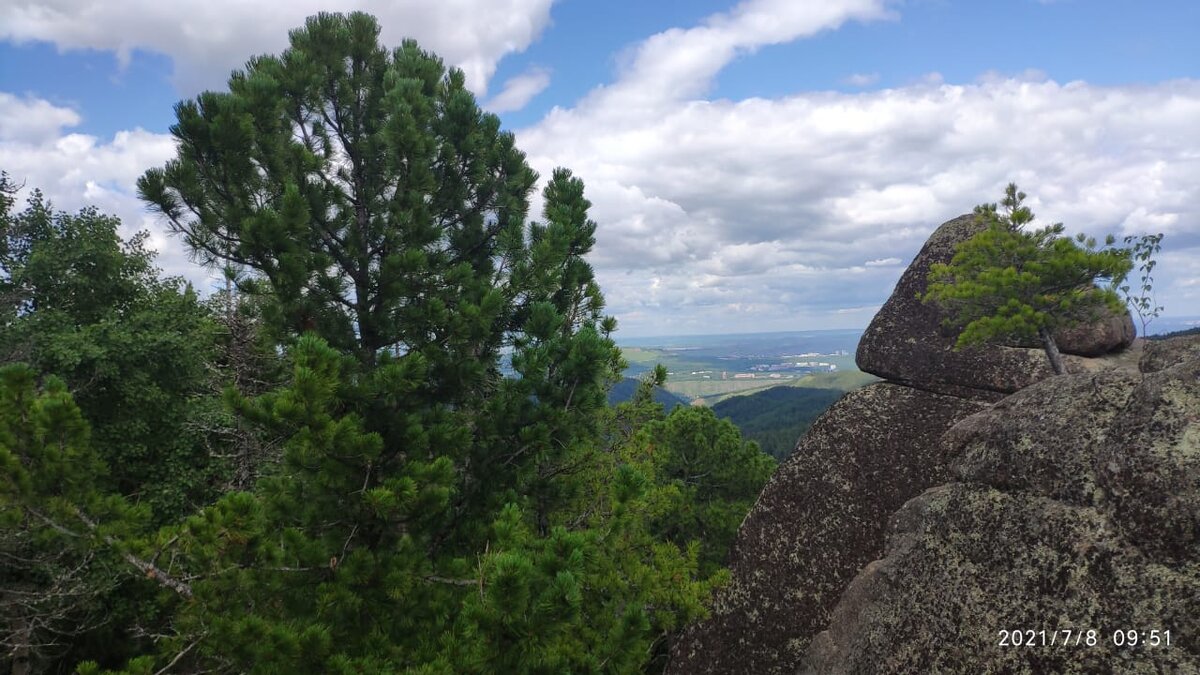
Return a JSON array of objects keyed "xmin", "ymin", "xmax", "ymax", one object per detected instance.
[{"xmin": 749, "ymin": 362, "xmax": 837, "ymax": 372}]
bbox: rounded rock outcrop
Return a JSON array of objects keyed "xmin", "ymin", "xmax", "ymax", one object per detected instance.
[
  {"xmin": 666, "ymin": 214, "xmax": 1169, "ymax": 675},
  {"xmin": 665, "ymin": 384, "xmax": 986, "ymax": 674},
  {"xmin": 855, "ymin": 214, "xmax": 1137, "ymax": 400},
  {"xmin": 805, "ymin": 484, "xmax": 1200, "ymax": 674}
]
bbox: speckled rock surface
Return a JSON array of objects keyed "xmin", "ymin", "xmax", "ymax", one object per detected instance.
[
  {"xmin": 855, "ymin": 214, "xmax": 1137, "ymax": 399},
  {"xmin": 665, "ymin": 384, "xmax": 987, "ymax": 674},
  {"xmin": 805, "ymin": 485, "xmax": 1200, "ymax": 674},
  {"xmin": 1141, "ymin": 333, "xmax": 1200, "ymax": 373},
  {"xmin": 1099, "ymin": 358, "xmax": 1200, "ymax": 563},
  {"xmin": 804, "ymin": 352, "xmax": 1200, "ymax": 674},
  {"xmin": 945, "ymin": 368, "xmax": 1141, "ymax": 506}
]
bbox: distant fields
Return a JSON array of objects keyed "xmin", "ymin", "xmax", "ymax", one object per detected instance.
[
  {"xmin": 620, "ymin": 347, "xmax": 663, "ymax": 364},
  {"xmin": 615, "ymin": 329, "xmax": 876, "ymax": 405},
  {"xmin": 665, "ymin": 370, "xmax": 878, "ymax": 405}
]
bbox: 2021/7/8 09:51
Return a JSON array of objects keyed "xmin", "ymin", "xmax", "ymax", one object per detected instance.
[{"xmin": 998, "ymin": 629, "xmax": 1172, "ymax": 648}]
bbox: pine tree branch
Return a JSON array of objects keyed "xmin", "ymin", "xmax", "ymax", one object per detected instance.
[
  {"xmin": 27, "ymin": 507, "xmax": 196, "ymax": 599},
  {"xmin": 154, "ymin": 635, "xmax": 204, "ymax": 675}
]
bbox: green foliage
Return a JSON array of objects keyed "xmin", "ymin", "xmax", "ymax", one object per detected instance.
[
  {"xmin": 922, "ymin": 183, "xmax": 1133, "ymax": 373},
  {"xmin": 141, "ymin": 335, "xmax": 458, "ymax": 673},
  {"xmin": 712, "ymin": 386, "xmax": 845, "ymax": 460},
  {"xmin": 0, "ymin": 187, "xmax": 225, "ymax": 521},
  {"xmin": 0, "ymin": 365, "xmax": 103, "ymax": 517},
  {"xmin": 451, "ymin": 475, "xmax": 720, "ymax": 673},
  {"xmin": 1120, "ymin": 233, "xmax": 1165, "ymax": 337},
  {"xmin": 0, "ymin": 364, "xmax": 150, "ymax": 673},
  {"xmin": 2, "ymin": 14, "xmax": 773, "ymax": 674},
  {"xmin": 128, "ymin": 336, "xmax": 731, "ymax": 674},
  {"xmin": 0, "ymin": 177, "xmax": 284, "ymax": 672},
  {"xmin": 607, "ymin": 376, "xmax": 689, "ymax": 410},
  {"xmin": 628, "ymin": 406, "xmax": 775, "ymax": 576}
]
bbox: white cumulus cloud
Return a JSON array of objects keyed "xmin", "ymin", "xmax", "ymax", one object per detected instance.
[
  {"xmin": 0, "ymin": 92, "xmax": 82, "ymax": 143},
  {"xmin": 0, "ymin": 95, "xmax": 197, "ymax": 283},
  {"xmin": 0, "ymin": 0, "xmax": 556, "ymax": 96},
  {"xmin": 514, "ymin": 0, "xmax": 1200, "ymax": 336}
]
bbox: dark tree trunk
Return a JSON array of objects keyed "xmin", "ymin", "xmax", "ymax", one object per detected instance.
[
  {"xmin": 1038, "ymin": 326, "xmax": 1067, "ymax": 375},
  {"xmin": 7, "ymin": 614, "xmax": 32, "ymax": 675}
]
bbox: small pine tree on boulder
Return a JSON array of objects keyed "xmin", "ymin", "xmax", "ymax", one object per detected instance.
[{"xmin": 922, "ymin": 183, "xmax": 1133, "ymax": 375}]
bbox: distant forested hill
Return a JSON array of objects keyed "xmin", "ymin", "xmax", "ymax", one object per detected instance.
[
  {"xmin": 608, "ymin": 377, "xmax": 689, "ymax": 410},
  {"xmin": 1150, "ymin": 326, "xmax": 1200, "ymax": 339},
  {"xmin": 713, "ymin": 387, "xmax": 845, "ymax": 459}
]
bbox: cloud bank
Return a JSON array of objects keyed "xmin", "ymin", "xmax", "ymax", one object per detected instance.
[
  {"xmin": 514, "ymin": 0, "xmax": 1200, "ymax": 336},
  {"xmin": 2, "ymin": 0, "xmax": 1197, "ymax": 337},
  {"xmin": 0, "ymin": 0, "xmax": 555, "ymax": 96},
  {"xmin": 0, "ymin": 95, "xmax": 191, "ymax": 282}
]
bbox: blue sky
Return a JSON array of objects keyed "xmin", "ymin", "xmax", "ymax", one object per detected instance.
[{"xmin": 1, "ymin": 0, "xmax": 1198, "ymax": 336}]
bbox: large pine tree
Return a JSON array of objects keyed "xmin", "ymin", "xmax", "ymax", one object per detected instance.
[
  {"xmin": 137, "ymin": 11, "xmax": 540, "ymax": 371},
  {"xmin": 119, "ymin": 12, "xmax": 755, "ymax": 673},
  {"xmin": 1, "ymin": 13, "xmax": 776, "ymax": 674}
]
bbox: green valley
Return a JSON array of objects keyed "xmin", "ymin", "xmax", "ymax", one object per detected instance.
[
  {"xmin": 616, "ymin": 329, "xmax": 874, "ymax": 405},
  {"xmin": 614, "ymin": 331, "xmax": 878, "ymax": 460}
]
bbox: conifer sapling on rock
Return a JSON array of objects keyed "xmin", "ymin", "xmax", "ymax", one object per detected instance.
[{"xmin": 922, "ymin": 183, "xmax": 1135, "ymax": 375}]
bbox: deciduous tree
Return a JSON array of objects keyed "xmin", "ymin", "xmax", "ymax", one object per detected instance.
[
  {"xmin": 1120, "ymin": 233, "xmax": 1165, "ymax": 336},
  {"xmin": 0, "ymin": 183, "xmax": 228, "ymax": 521}
]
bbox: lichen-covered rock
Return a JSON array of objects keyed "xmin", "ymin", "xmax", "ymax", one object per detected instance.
[
  {"xmin": 856, "ymin": 214, "xmax": 1136, "ymax": 399},
  {"xmin": 1098, "ymin": 358, "xmax": 1200, "ymax": 562},
  {"xmin": 804, "ymin": 349, "xmax": 1200, "ymax": 674},
  {"xmin": 805, "ymin": 485, "xmax": 1200, "ymax": 674},
  {"xmin": 1141, "ymin": 332, "xmax": 1200, "ymax": 373},
  {"xmin": 665, "ymin": 384, "xmax": 986, "ymax": 674},
  {"xmin": 945, "ymin": 369, "xmax": 1141, "ymax": 506},
  {"xmin": 945, "ymin": 358, "xmax": 1200, "ymax": 563}
]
